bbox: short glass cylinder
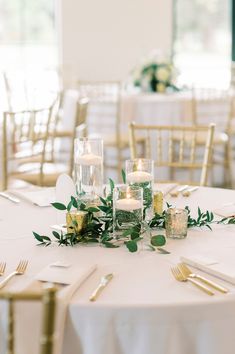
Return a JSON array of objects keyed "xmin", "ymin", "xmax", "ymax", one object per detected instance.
[
  {"xmin": 126, "ymin": 159, "xmax": 154, "ymax": 220},
  {"xmin": 113, "ymin": 185, "xmax": 143, "ymax": 238},
  {"xmin": 74, "ymin": 138, "xmax": 103, "ymax": 202},
  {"xmin": 66, "ymin": 211, "xmax": 88, "ymax": 234},
  {"xmin": 165, "ymin": 208, "xmax": 188, "ymax": 239}
]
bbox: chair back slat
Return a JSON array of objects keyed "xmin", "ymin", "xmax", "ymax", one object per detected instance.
[
  {"xmin": 2, "ymin": 97, "xmax": 59, "ymax": 190},
  {"xmin": 129, "ymin": 122, "xmax": 215, "ymax": 186}
]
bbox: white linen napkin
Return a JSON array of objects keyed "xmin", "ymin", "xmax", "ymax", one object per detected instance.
[
  {"xmin": 213, "ymin": 203, "xmax": 235, "ymax": 218},
  {"xmin": 9, "ymin": 187, "xmax": 56, "ymax": 207},
  {"xmin": 35, "ymin": 262, "xmax": 97, "ymax": 354},
  {"xmin": 35, "ymin": 262, "xmax": 96, "ymax": 288},
  {"xmin": 181, "ymin": 255, "xmax": 235, "ymax": 285}
]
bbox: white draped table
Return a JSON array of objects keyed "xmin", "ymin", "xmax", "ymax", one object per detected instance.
[
  {"xmin": 87, "ymin": 92, "xmax": 193, "ymax": 138},
  {"xmin": 1, "ymin": 185, "xmax": 235, "ymax": 354}
]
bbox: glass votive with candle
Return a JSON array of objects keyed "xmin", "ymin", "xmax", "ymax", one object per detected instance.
[
  {"xmin": 66, "ymin": 210, "xmax": 88, "ymax": 234},
  {"xmin": 126, "ymin": 159, "xmax": 154, "ymax": 220},
  {"xmin": 74, "ymin": 138, "xmax": 103, "ymax": 203},
  {"xmin": 165, "ymin": 208, "xmax": 188, "ymax": 239},
  {"xmin": 113, "ymin": 185, "xmax": 143, "ymax": 239}
]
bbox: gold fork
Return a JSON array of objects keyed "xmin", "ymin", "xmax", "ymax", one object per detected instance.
[
  {"xmin": 178, "ymin": 263, "xmax": 228, "ymax": 293},
  {"xmin": 0, "ymin": 262, "xmax": 6, "ymax": 276},
  {"xmin": 171, "ymin": 266, "xmax": 214, "ymax": 296},
  {"xmin": 0, "ymin": 260, "xmax": 28, "ymax": 290}
]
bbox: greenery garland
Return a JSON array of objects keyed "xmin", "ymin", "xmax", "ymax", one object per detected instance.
[{"xmin": 33, "ymin": 176, "xmax": 235, "ymax": 253}]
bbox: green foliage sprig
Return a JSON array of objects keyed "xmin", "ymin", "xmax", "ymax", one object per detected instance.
[{"xmin": 33, "ymin": 173, "xmax": 235, "ymax": 253}]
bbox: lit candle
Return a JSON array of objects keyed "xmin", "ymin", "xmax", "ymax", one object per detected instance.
[
  {"xmin": 116, "ymin": 198, "xmax": 142, "ymax": 211},
  {"xmin": 76, "ymin": 153, "xmax": 102, "ymax": 166}
]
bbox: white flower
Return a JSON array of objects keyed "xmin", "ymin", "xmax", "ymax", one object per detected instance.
[{"xmin": 156, "ymin": 67, "xmax": 171, "ymax": 82}]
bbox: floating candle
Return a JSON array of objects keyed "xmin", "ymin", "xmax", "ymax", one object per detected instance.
[
  {"xmin": 115, "ymin": 198, "xmax": 142, "ymax": 211},
  {"xmin": 127, "ymin": 171, "xmax": 153, "ymax": 183},
  {"xmin": 76, "ymin": 153, "xmax": 102, "ymax": 166}
]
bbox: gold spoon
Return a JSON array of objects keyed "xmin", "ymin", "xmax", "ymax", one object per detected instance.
[
  {"xmin": 182, "ymin": 186, "xmax": 199, "ymax": 197},
  {"xmin": 170, "ymin": 185, "xmax": 189, "ymax": 197}
]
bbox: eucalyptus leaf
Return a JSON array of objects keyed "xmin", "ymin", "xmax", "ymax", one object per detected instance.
[
  {"xmin": 87, "ymin": 207, "xmax": 100, "ymax": 213},
  {"xmin": 52, "ymin": 231, "xmax": 60, "ymax": 240},
  {"xmin": 125, "ymin": 240, "xmax": 138, "ymax": 253},
  {"xmin": 71, "ymin": 196, "xmax": 78, "ymax": 208},
  {"xmin": 151, "ymin": 235, "xmax": 166, "ymax": 247},
  {"xmin": 109, "ymin": 178, "xmax": 115, "ymax": 191},
  {"xmin": 121, "ymin": 169, "xmax": 126, "ymax": 184},
  {"xmin": 51, "ymin": 202, "xmax": 67, "ymax": 210}
]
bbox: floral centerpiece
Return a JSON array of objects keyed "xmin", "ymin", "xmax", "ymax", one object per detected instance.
[{"xmin": 132, "ymin": 55, "xmax": 178, "ymax": 93}]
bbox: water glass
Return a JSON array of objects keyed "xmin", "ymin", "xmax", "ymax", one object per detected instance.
[{"xmin": 74, "ymin": 138, "xmax": 103, "ymax": 202}]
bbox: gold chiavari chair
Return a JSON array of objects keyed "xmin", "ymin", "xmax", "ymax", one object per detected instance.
[
  {"xmin": 129, "ymin": 122, "xmax": 215, "ymax": 186},
  {"xmin": 77, "ymin": 81, "xmax": 145, "ymax": 180},
  {"xmin": 190, "ymin": 87, "xmax": 233, "ymax": 187},
  {"xmin": 51, "ymin": 94, "xmax": 89, "ymax": 176},
  {"xmin": 2, "ymin": 95, "xmax": 88, "ymax": 190},
  {"xmin": 0, "ymin": 285, "xmax": 57, "ymax": 354}
]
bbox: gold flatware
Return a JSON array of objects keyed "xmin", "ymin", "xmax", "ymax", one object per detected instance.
[
  {"xmin": 89, "ymin": 273, "xmax": 113, "ymax": 302},
  {"xmin": 178, "ymin": 263, "xmax": 228, "ymax": 293},
  {"xmin": 171, "ymin": 266, "xmax": 214, "ymax": 296},
  {"xmin": 182, "ymin": 186, "xmax": 199, "ymax": 197},
  {"xmin": 0, "ymin": 262, "xmax": 6, "ymax": 276},
  {"xmin": 0, "ymin": 260, "xmax": 28, "ymax": 290},
  {"xmin": 170, "ymin": 185, "xmax": 188, "ymax": 197}
]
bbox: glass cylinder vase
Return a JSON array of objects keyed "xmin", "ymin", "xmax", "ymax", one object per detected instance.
[
  {"xmin": 126, "ymin": 159, "xmax": 154, "ymax": 220},
  {"xmin": 74, "ymin": 138, "xmax": 103, "ymax": 203},
  {"xmin": 113, "ymin": 185, "xmax": 143, "ymax": 239}
]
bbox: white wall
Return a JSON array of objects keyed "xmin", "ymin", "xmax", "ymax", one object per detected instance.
[{"xmin": 60, "ymin": 0, "xmax": 173, "ymax": 87}]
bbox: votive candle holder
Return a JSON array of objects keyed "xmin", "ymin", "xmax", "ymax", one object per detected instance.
[
  {"xmin": 113, "ymin": 185, "xmax": 143, "ymax": 239},
  {"xmin": 126, "ymin": 158, "xmax": 154, "ymax": 220},
  {"xmin": 165, "ymin": 208, "xmax": 188, "ymax": 239}
]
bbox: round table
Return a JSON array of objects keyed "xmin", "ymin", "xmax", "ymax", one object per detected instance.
[{"xmin": 0, "ymin": 185, "xmax": 235, "ymax": 354}]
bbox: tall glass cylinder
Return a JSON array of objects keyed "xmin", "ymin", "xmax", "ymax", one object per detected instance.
[
  {"xmin": 74, "ymin": 138, "xmax": 103, "ymax": 202},
  {"xmin": 113, "ymin": 185, "xmax": 143, "ymax": 239},
  {"xmin": 126, "ymin": 159, "xmax": 154, "ymax": 220}
]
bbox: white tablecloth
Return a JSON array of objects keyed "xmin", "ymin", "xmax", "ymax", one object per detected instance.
[
  {"xmin": 1, "ymin": 185, "xmax": 235, "ymax": 354},
  {"xmin": 86, "ymin": 92, "xmax": 193, "ymax": 138}
]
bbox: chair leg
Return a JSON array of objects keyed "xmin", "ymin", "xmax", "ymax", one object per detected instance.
[{"xmin": 224, "ymin": 142, "xmax": 233, "ymax": 188}]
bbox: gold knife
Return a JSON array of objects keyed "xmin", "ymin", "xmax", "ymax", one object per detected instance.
[{"xmin": 89, "ymin": 273, "xmax": 113, "ymax": 301}]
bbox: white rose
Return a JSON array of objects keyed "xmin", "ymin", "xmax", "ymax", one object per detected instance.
[{"xmin": 156, "ymin": 67, "xmax": 170, "ymax": 82}]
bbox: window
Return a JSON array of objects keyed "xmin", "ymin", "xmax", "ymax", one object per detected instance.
[
  {"xmin": 173, "ymin": 0, "xmax": 231, "ymax": 88},
  {"xmin": 0, "ymin": 0, "xmax": 58, "ymax": 70},
  {"xmin": 0, "ymin": 0, "xmax": 59, "ymax": 109}
]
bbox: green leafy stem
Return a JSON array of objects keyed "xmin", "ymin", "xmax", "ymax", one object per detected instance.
[{"xmin": 33, "ymin": 175, "xmax": 235, "ymax": 253}]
